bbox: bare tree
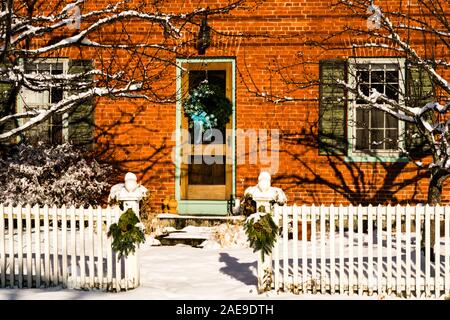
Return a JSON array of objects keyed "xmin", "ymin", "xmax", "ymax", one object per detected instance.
[
  {"xmin": 330, "ymin": 0, "xmax": 450, "ymax": 206},
  {"xmin": 238, "ymin": 0, "xmax": 449, "ymax": 255},
  {"xmin": 0, "ymin": 0, "xmax": 250, "ymax": 144}
]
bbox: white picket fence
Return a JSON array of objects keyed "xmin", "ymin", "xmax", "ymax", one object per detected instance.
[
  {"xmin": 0, "ymin": 203, "xmax": 139, "ymax": 291},
  {"xmin": 263, "ymin": 204, "xmax": 450, "ymax": 298}
]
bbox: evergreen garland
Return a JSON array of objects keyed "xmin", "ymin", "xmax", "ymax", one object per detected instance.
[
  {"xmin": 107, "ymin": 208, "xmax": 146, "ymax": 260},
  {"xmin": 244, "ymin": 209, "xmax": 279, "ymax": 262},
  {"xmin": 183, "ymin": 82, "xmax": 232, "ymax": 132}
]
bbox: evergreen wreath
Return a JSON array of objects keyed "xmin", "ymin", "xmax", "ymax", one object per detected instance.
[
  {"xmin": 107, "ymin": 208, "xmax": 146, "ymax": 260},
  {"xmin": 183, "ymin": 81, "xmax": 232, "ymax": 132},
  {"xmin": 244, "ymin": 207, "xmax": 279, "ymax": 262}
]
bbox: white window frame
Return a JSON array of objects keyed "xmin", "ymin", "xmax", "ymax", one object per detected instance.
[
  {"xmin": 347, "ymin": 57, "xmax": 407, "ymax": 162},
  {"xmin": 16, "ymin": 58, "xmax": 70, "ymax": 142}
]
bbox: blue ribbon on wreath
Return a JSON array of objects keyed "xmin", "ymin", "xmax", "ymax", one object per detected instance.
[{"xmin": 191, "ymin": 111, "xmax": 214, "ymax": 142}]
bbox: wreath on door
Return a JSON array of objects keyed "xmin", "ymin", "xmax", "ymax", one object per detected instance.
[{"xmin": 183, "ymin": 81, "xmax": 232, "ymax": 134}]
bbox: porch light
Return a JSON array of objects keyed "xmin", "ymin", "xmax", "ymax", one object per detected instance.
[{"xmin": 196, "ymin": 14, "xmax": 211, "ymax": 55}]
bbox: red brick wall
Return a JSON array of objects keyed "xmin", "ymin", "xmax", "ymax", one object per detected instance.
[{"xmin": 43, "ymin": 0, "xmax": 450, "ymax": 210}]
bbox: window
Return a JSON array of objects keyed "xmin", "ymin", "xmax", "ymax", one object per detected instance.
[
  {"xmin": 348, "ymin": 58, "xmax": 406, "ymax": 158},
  {"xmin": 17, "ymin": 59, "xmax": 69, "ymax": 144}
]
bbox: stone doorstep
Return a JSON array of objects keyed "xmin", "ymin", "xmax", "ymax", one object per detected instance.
[
  {"xmin": 155, "ymin": 214, "xmax": 244, "ymax": 247},
  {"xmin": 156, "ymin": 213, "xmax": 245, "ymax": 229},
  {"xmin": 156, "ymin": 228, "xmax": 212, "ymax": 248}
]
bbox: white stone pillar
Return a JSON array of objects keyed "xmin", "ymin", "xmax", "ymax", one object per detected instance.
[{"xmin": 114, "ymin": 172, "xmax": 146, "ymax": 289}]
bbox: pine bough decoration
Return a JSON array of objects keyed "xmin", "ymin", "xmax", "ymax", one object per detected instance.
[
  {"xmin": 244, "ymin": 208, "xmax": 279, "ymax": 262},
  {"xmin": 183, "ymin": 81, "xmax": 232, "ymax": 134},
  {"xmin": 108, "ymin": 208, "xmax": 146, "ymax": 259}
]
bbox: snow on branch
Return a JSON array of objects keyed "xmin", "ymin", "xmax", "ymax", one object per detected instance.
[{"xmin": 0, "ymin": 81, "xmax": 144, "ymax": 142}]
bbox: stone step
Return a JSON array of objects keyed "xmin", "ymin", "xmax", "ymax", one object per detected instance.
[
  {"xmin": 156, "ymin": 225, "xmax": 214, "ymax": 247},
  {"xmin": 156, "ymin": 213, "xmax": 244, "ymax": 229}
]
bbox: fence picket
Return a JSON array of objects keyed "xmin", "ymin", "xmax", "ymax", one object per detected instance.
[
  {"xmin": 25, "ymin": 204, "xmax": 32, "ymax": 288},
  {"xmin": 348, "ymin": 205, "xmax": 354, "ymax": 295},
  {"xmin": 115, "ymin": 208, "xmax": 122, "ymax": 290},
  {"xmin": 357, "ymin": 205, "xmax": 363, "ymax": 296},
  {"xmin": 0, "ymin": 204, "xmax": 5, "ymax": 288},
  {"xmin": 425, "ymin": 205, "xmax": 431, "ymax": 297},
  {"xmin": 70, "ymin": 206, "xmax": 77, "ymax": 289},
  {"xmin": 34, "ymin": 205, "xmax": 41, "ymax": 288},
  {"xmin": 396, "ymin": 205, "xmax": 401, "ymax": 296},
  {"xmin": 338, "ymin": 205, "xmax": 344, "ymax": 294},
  {"xmin": 415, "ymin": 206, "xmax": 422, "ymax": 297},
  {"xmin": 52, "ymin": 205, "xmax": 59, "ymax": 285},
  {"xmin": 435, "ymin": 205, "xmax": 441, "ymax": 297},
  {"xmin": 97, "ymin": 207, "xmax": 104, "ymax": 289},
  {"xmin": 330, "ymin": 205, "xmax": 335, "ymax": 294},
  {"xmin": 17, "ymin": 205, "xmax": 23, "ymax": 288},
  {"xmin": 320, "ymin": 205, "xmax": 326, "ymax": 294},
  {"xmin": 386, "ymin": 205, "xmax": 392, "ymax": 294},
  {"xmin": 445, "ymin": 206, "xmax": 450, "ymax": 296},
  {"xmin": 273, "ymin": 206, "xmax": 280, "ymax": 292},
  {"xmin": 8, "ymin": 203, "xmax": 14, "ymax": 288},
  {"xmin": 367, "ymin": 204, "xmax": 373, "ymax": 295},
  {"xmin": 282, "ymin": 206, "xmax": 289, "ymax": 291},
  {"xmin": 405, "ymin": 205, "xmax": 412, "ymax": 298},
  {"xmin": 311, "ymin": 205, "xmax": 317, "ymax": 293},
  {"xmin": 88, "ymin": 206, "xmax": 95, "ymax": 288},
  {"xmin": 301, "ymin": 205, "xmax": 307, "ymax": 293},
  {"xmin": 43, "ymin": 204, "xmax": 50, "ymax": 287},
  {"xmin": 79, "ymin": 207, "xmax": 86, "ymax": 289},
  {"xmin": 292, "ymin": 205, "xmax": 298, "ymax": 293},
  {"xmin": 61, "ymin": 205, "xmax": 67, "ymax": 288},
  {"xmin": 377, "ymin": 205, "xmax": 383, "ymax": 295},
  {"xmin": 106, "ymin": 207, "xmax": 113, "ymax": 290}
]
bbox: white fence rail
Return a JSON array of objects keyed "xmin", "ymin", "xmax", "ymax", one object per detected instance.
[
  {"xmin": 262, "ymin": 204, "xmax": 450, "ymax": 298},
  {"xmin": 0, "ymin": 203, "xmax": 139, "ymax": 291}
]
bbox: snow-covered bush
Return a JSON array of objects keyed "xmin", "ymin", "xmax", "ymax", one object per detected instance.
[{"xmin": 0, "ymin": 142, "xmax": 112, "ymax": 207}]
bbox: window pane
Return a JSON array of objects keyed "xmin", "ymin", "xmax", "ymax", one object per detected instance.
[
  {"xmin": 356, "ymin": 108, "xmax": 369, "ymax": 129},
  {"xmin": 51, "ymin": 88, "xmax": 63, "ymax": 103},
  {"xmin": 372, "ymin": 83, "xmax": 384, "ymax": 95},
  {"xmin": 371, "ymin": 129, "xmax": 384, "ymax": 149},
  {"xmin": 386, "ymin": 112, "xmax": 398, "ymax": 128},
  {"xmin": 386, "ymin": 70, "xmax": 399, "ymax": 83},
  {"xmin": 357, "ymin": 84, "xmax": 369, "ymax": 103},
  {"xmin": 371, "ymin": 109, "xmax": 384, "ymax": 128},
  {"xmin": 385, "ymin": 129, "xmax": 399, "ymax": 150},
  {"xmin": 372, "ymin": 71, "xmax": 384, "ymax": 83},
  {"xmin": 356, "ymin": 128, "xmax": 369, "ymax": 150},
  {"xmin": 39, "ymin": 63, "xmax": 50, "ymax": 74},
  {"xmin": 385, "ymin": 84, "xmax": 399, "ymax": 101},
  {"xmin": 52, "ymin": 63, "xmax": 64, "ymax": 73},
  {"xmin": 25, "ymin": 63, "xmax": 37, "ymax": 74},
  {"xmin": 357, "ymin": 70, "xmax": 369, "ymax": 83}
]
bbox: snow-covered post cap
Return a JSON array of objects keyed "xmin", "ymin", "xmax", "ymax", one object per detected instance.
[
  {"xmin": 244, "ymin": 171, "xmax": 287, "ymax": 214},
  {"xmin": 108, "ymin": 172, "xmax": 148, "ymax": 219}
]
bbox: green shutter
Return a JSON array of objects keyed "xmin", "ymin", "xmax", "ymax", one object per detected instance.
[
  {"xmin": 319, "ymin": 59, "xmax": 347, "ymax": 155},
  {"xmin": 405, "ymin": 61, "xmax": 435, "ymax": 157},
  {"xmin": 67, "ymin": 59, "xmax": 94, "ymax": 148}
]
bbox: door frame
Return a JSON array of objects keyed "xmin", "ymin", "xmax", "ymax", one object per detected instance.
[{"xmin": 175, "ymin": 57, "xmax": 236, "ymax": 215}]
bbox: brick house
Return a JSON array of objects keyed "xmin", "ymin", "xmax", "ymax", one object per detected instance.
[{"xmin": 3, "ymin": 0, "xmax": 449, "ymax": 215}]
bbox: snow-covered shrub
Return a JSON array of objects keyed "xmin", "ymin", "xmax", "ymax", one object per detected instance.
[
  {"xmin": 201, "ymin": 222, "xmax": 249, "ymax": 249},
  {"xmin": 0, "ymin": 142, "xmax": 112, "ymax": 207}
]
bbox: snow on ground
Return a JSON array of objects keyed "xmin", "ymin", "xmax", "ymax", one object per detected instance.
[
  {"xmin": 0, "ymin": 226, "xmax": 447, "ymax": 300},
  {"xmin": 0, "ymin": 241, "xmax": 382, "ymax": 300}
]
